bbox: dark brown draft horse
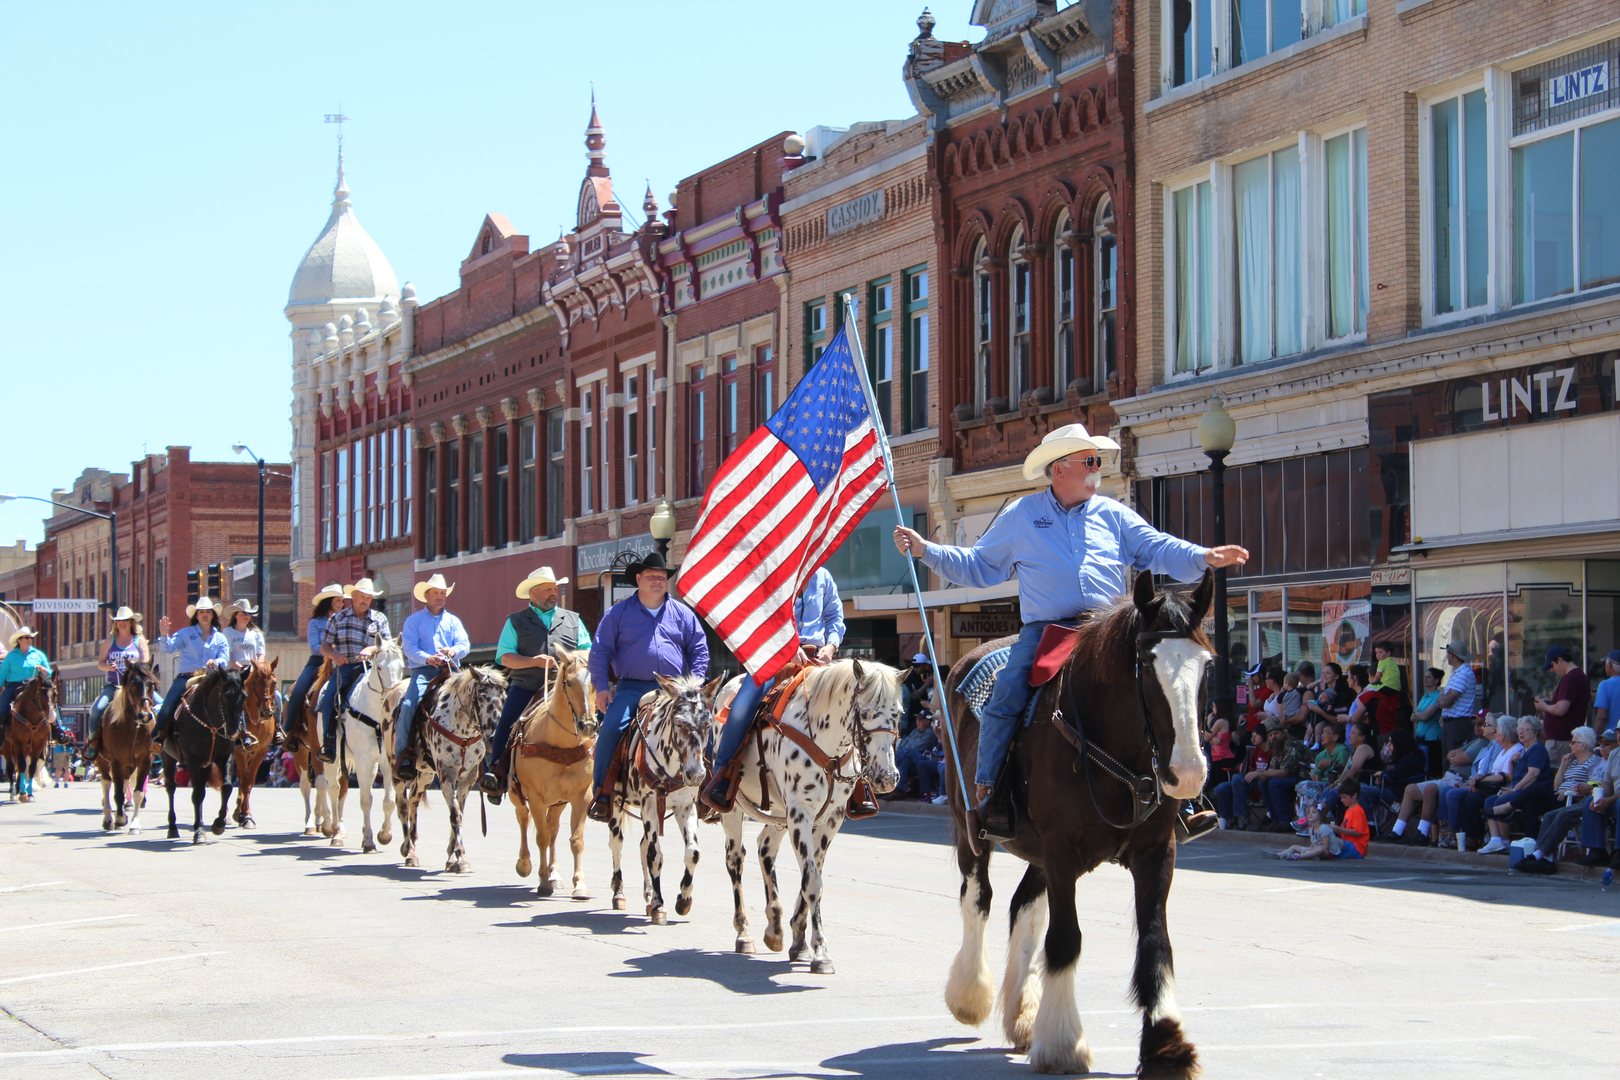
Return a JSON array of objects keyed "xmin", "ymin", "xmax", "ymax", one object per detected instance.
[
  {"xmin": 162, "ymin": 668, "xmax": 246, "ymax": 844},
  {"xmin": 942, "ymin": 570, "xmax": 1213, "ymax": 1079}
]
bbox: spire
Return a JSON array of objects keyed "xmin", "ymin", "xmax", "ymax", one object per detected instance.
[
  {"xmin": 585, "ymin": 90, "xmax": 608, "ymax": 178},
  {"xmin": 333, "ymin": 146, "xmax": 351, "ymax": 210},
  {"xmin": 642, "ymin": 182, "xmax": 659, "ymax": 220}
]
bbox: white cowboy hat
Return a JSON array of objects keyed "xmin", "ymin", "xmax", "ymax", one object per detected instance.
[
  {"xmin": 186, "ymin": 597, "xmax": 224, "ymax": 620},
  {"xmin": 413, "ymin": 573, "xmax": 456, "ymax": 603},
  {"xmin": 108, "ymin": 606, "xmax": 142, "ymax": 624},
  {"xmin": 311, "ymin": 582, "xmax": 346, "ymax": 610},
  {"xmin": 515, "ymin": 566, "xmax": 569, "ymax": 599},
  {"xmin": 229, "ymin": 598, "xmax": 258, "ymax": 615},
  {"xmin": 1022, "ymin": 423, "xmax": 1123, "ymax": 482},
  {"xmin": 344, "ymin": 578, "xmax": 384, "ymax": 598},
  {"xmin": 8, "ymin": 625, "xmax": 39, "ymax": 647}
]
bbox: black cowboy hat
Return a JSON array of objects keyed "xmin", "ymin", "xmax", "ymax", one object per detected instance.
[{"xmin": 627, "ymin": 551, "xmax": 671, "ymax": 577}]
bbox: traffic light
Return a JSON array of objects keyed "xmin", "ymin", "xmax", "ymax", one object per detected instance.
[
  {"xmin": 186, "ymin": 569, "xmax": 200, "ymax": 604},
  {"xmin": 206, "ymin": 563, "xmax": 222, "ymax": 598}
]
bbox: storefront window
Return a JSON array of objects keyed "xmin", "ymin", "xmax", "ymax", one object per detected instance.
[
  {"xmin": 1289, "ymin": 582, "xmax": 1374, "ymax": 679},
  {"xmin": 1369, "ymin": 581, "xmax": 1413, "ymax": 686},
  {"xmin": 1506, "ymin": 561, "xmax": 1584, "ymax": 718},
  {"xmin": 1588, "ymin": 561, "xmax": 1620, "ymax": 689},
  {"xmin": 1416, "ymin": 565, "xmax": 1504, "ymax": 712},
  {"xmin": 1252, "ymin": 589, "xmax": 1283, "ymax": 671},
  {"xmin": 1224, "ymin": 592, "xmax": 1250, "ymax": 702}
]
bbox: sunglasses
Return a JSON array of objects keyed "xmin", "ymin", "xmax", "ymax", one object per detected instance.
[{"xmin": 1059, "ymin": 455, "xmax": 1104, "ymax": 470}]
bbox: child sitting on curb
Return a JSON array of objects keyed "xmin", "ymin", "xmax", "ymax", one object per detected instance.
[{"xmin": 1269, "ymin": 780, "xmax": 1370, "ymax": 861}]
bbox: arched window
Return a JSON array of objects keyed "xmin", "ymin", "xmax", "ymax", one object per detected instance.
[
  {"xmin": 973, "ymin": 239, "xmax": 992, "ymax": 416},
  {"xmin": 1093, "ymin": 197, "xmax": 1118, "ymax": 390},
  {"xmin": 1008, "ymin": 227, "xmax": 1031, "ymax": 405},
  {"xmin": 1055, "ymin": 211, "xmax": 1076, "ymax": 392}
]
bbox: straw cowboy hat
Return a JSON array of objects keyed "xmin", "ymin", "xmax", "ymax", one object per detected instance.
[
  {"xmin": 1022, "ymin": 422, "xmax": 1123, "ymax": 482},
  {"xmin": 413, "ymin": 573, "xmax": 456, "ymax": 603},
  {"xmin": 310, "ymin": 582, "xmax": 346, "ymax": 610},
  {"xmin": 108, "ymin": 606, "xmax": 142, "ymax": 625},
  {"xmin": 515, "ymin": 566, "xmax": 568, "ymax": 599},
  {"xmin": 9, "ymin": 626, "xmax": 39, "ymax": 648},
  {"xmin": 185, "ymin": 597, "xmax": 224, "ymax": 620},
  {"xmin": 230, "ymin": 598, "xmax": 258, "ymax": 615},
  {"xmin": 344, "ymin": 578, "xmax": 384, "ymax": 598}
]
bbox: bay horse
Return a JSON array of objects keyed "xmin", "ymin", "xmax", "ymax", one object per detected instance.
[
  {"xmin": 942, "ymin": 570, "xmax": 1213, "ymax": 1078},
  {"xmin": 4, "ymin": 669, "xmax": 56, "ymax": 802},
  {"xmin": 714, "ymin": 658, "xmax": 902, "ymax": 972},
  {"xmin": 97, "ymin": 660, "xmax": 159, "ymax": 832},
  {"xmin": 605, "ymin": 673, "xmax": 721, "ymax": 924},
  {"xmin": 390, "ymin": 663, "xmax": 504, "ymax": 872},
  {"xmin": 163, "ymin": 668, "xmax": 245, "ymax": 843},
  {"xmin": 325, "ymin": 639, "xmax": 404, "ymax": 853},
  {"xmin": 231, "ymin": 658, "xmax": 280, "ymax": 829},
  {"xmin": 510, "ymin": 646, "xmax": 598, "ymax": 898}
]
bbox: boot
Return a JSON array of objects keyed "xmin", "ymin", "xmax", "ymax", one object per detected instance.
[
  {"xmin": 83, "ymin": 732, "xmax": 103, "ymax": 762},
  {"xmin": 479, "ymin": 752, "xmax": 508, "ymax": 805},
  {"xmin": 271, "ymin": 724, "xmax": 286, "ymax": 749},
  {"xmin": 587, "ymin": 741, "xmax": 628, "ymax": 823},
  {"xmin": 845, "ymin": 778, "xmax": 880, "ymax": 820},
  {"xmin": 1176, "ymin": 797, "xmax": 1219, "ymax": 844},
  {"xmin": 699, "ymin": 756, "xmax": 746, "ymax": 818},
  {"xmin": 319, "ymin": 720, "xmax": 338, "ymax": 764},
  {"xmin": 973, "ymin": 781, "xmax": 1016, "ymax": 842},
  {"xmin": 394, "ymin": 744, "xmax": 418, "ymax": 783}
]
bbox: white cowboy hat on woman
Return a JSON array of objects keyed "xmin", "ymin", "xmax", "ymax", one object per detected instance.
[
  {"xmin": 9, "ymin": 626, "xmax": 39, "ymax": 647},
  {"xmin": 108, "ymin": 606, "xmax": 142, "ymax": 625},
  {"xmin": 344, "ymin": 578, "xmax": 383, "ymax": 598},
  {"xmin": 413, "ymin": 573, "xmax": 456, "ymax": 603},
  {"xmin": 311, "ymin": 582, "xmax": 346, "ymax": 609},
  {"xmin": 230, "ymin": 598, "xmax": 258, "ymax": 615},
  {"xmin": 1022, "ymin": 422, "xmax": 1123, "ymax": 482},
  {"xmin": 515, "ymin": 566, "xmax": 568, "ymax": 599},
  {"xmin": 186, "ymin": 598, "xmax": 224, "ymax": 619}
]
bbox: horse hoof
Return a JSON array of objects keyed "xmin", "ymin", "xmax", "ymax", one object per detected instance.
[
  {"xmin": 362, "ymin": 840, "xmax": 377, "ymax": 854},
  {"xmin": 735, "ymin": 938, "xmax": 756, "ymax": 955},
  {"xmin": 241, "ymin": 816, "xmax": 255, "ymax": 830},
  {"xmin": 378, "ymin": 829, "xmax": 392, "ymax": 845},
  {"xmin": 675, "ymin": 896, "xmax": 692, "ymax": 917},
  {"xmin": 612, "ymin": 897, "xmax": 627, "ymax": 911},
  {"xmin": 128, "ymin": 825, "xmax": 141, "ymax": 835},
  {"xmin": 648, "ymin": 909, "xmax": 667, "ymax": 926},
  {"xmin": 329, "ymin": 837, "xmax": 343, "ymax": 848},
  {"xmin": 211, "ymin": 822, "xmax": 225, "ymax": 836},
  {"xmin": 193, "ymin": 831, "xmax": 205, "ymax": 845},
  {"xmin": 536, "ymin": 881, "xmax": 554, "ymax": 898},
  {"xmin": 102, "ymin": 819, "xmax": 113, "ymax": 831},
  {"xmin": 572, "ymin": 886, "xmax": 591, "ymax": 901},
  {"xmin": 789, "ymin": 944, "xmax": 809, "ymax": 962},
  {"xmin": 405, "ymin": 856, "xmax": 420, "ymax": 869},
  {"xmin": 810, "ymin": 959, "xmax": 835, "ymax": 975},
  {"xmin": 763, "ymin": 933, "xmax": 783, "ymax": 953},
  {"xmin": 516, "ymin": 858, "xmax": 532, "ymax": 878},
  {"xmin": 167, "ymin": 827, "xmax": 180, "ymax": 840}
]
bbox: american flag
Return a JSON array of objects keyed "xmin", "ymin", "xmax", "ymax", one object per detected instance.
[{"xmin": 677, "ymin": 322, "xmax": 888, "ymax": 682}]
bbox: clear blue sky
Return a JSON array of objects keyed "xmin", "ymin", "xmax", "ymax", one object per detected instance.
[{"xmin": 0, "ymin": 0, "xmax": 988, "ymax": 548}]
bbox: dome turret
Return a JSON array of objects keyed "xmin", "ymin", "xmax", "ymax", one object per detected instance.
[{"xmin": 287, "ymin": 154, "xmax": 399, "ymax": 310}]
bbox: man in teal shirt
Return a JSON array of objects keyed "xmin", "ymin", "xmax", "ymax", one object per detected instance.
[
  {"xmin": 481, "ymin": 566, "xmax": 592, "ymax": 802},
  {"xmin": 0, "ymin": 627, "xmax": 55, "ymax": 746}
]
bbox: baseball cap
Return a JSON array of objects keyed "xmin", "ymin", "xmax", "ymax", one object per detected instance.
[
  {"xmin": 1607, "ymin": 649, "xmax": 1620, "ymax": 666},
  {"xmin": 1601, "ymin": 727, "xmax": 1618, "ymax": 743},
  {"xmin": 1543, "ymin": 645, "xmax": 1572, "ymax": 670},
  {"xmin": 912, "ymin": 653, "xmax": 930, "ymax": 665}
]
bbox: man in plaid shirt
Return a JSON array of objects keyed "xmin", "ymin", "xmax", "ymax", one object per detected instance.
[{"xmin": 318, "ymin": 578, "xmax": 393, "ymax": 763}]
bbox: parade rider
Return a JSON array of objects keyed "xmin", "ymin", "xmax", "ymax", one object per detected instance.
[
  {"xmin": 479, "ymin": 566, "xmax": 591, "ymax": 802},
  {"xmin": 585, "ymin": 551, "xmax": 708, "ymax": 822},
  {"xmin": 892, "ymin": 423, "xmax": 1249, "ymax": 839},
  {"xmin": 395, "ymin": 573, "xmax": 471, "ymax": 783},
  {"xmin": 150, "ymin": 598, "xmax": 231, "ymax": 746},
  {"xmin": 317, "ymin": 579, "xmax": 392, "ymax": 764},
  {"xmin": 82, "ymin": 607, "xmax": 150, "ymax": 761},
  {"xmin": 285, "ymin": 583, "xmax": 347, "ymax": 753},
  {"xmin": 224, "ymin": 599, "xmax": 280, "ymax": 748},
  {"xmin": 700, "ymin": 565, "xmax": 849, "ymax": 815},
  {"xmin": 0, "ymin": 626, "xmax": 56, "ymax": 746}
]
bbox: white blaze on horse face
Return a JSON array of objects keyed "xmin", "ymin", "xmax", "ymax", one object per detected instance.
[{"xmin": 1151, "ymin": 639, "xmax": 1211, "ymax": 800}]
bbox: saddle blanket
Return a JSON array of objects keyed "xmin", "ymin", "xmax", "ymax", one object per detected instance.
[{"xmin": 958, "ymin": 646, "xmax": 1056, "ymax": 730}]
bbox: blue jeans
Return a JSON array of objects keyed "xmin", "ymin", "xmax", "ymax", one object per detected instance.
[
  {"xmin": 593, "ymin": 679, "xmax": 660, "ymax": 790},
  {"xmin": 714, "ymin": 673, "xmax": 770, "ymax": 771},
  {"xmin": 896, "ymin": 746, "xmax": 940, "ymax": 794},
  {"xmin": 1442, "ymin": 784, "xmax": 1472, "ymax": 829},
  {"xmin": 285, "ymin": 654, "xmax": 323, "ymax": 740},
  {"xmin": 319, "ymin": 662, "xmax": 364, "ymax": 751},
  {"xmin": 88, "ymin": 684, "xmax": 117, "ymax": 736},
  {"xmin": 489, "ymin": 682, "xmax": 541, "ymax": 767},
  {"xmin": 1214, "ymin": 773, "xmax": 1252, "ymax": 822},
  {"xmin": 395, "ymin": 667, "xmax": 437, "ymax": 760},
  {"xmin": 1580, "ymin": 799, "xmax": 1616, "ymax": 849},
  {"xmin": 154, "ymin": 673, "xmax": 194, "ymax": 740},
  {"xmin": 1483, "ymin": 784, "xmax": 1555, "ymax": 838},
  {"xmin": 1263, "ymin": 777, "xmax": 1300, "ymax": 825},
  {"xmin": 976, "ymin": 621, "xmax": 1049, "ymax": 787}
]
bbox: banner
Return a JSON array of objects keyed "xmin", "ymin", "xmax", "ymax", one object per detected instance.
[{"xmin": 1321, "ymin": 598, "xmax": 1371, "ymax": 671}]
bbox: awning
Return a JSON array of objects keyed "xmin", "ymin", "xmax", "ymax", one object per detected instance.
[{"xmin": 851, "ymin": 578, "xmax": 1019, "ymax": 612}]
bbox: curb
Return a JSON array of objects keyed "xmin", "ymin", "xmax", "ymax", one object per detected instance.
[
  {"xmin": 1201, "ymin": 825, "xmax": 1616, "ymax": 882},
  {"xmin": 873, "ymin": 798, "xmax": 953, "ymax": 820}
]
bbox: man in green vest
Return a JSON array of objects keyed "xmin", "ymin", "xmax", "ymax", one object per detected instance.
[{"xmin": 480, "ymin": 566, "xmax": 592, "ymax": 803}]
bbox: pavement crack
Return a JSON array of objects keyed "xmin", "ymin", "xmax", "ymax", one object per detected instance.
[{"xmin": 0, "ymin": 999, "xmax": 68, "ymax": 1049}]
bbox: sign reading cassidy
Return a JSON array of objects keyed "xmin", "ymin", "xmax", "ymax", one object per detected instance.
[{"xmin": 826, "ymin": 189, "xmax": 884, "ymax": 237}]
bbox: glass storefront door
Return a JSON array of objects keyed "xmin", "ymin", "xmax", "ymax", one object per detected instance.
[
  {"xmin": 1416, "ymin": 565, "xmax": 1505, "ymax": 712},
  {"xmin": 1587, "ymin": 561, "xmax": 1620, "ymax": 689},
  {"xmin": 1289, "ymin": 581, "xmax": 1375, "ymax": 681},
  {"xmin": 1252, "ymin": 589, "xmax": 1284, "ymax": 672},
  {"xmin": 1506, "ymin": 561, "xmax": 1584, "ymax": 718}
]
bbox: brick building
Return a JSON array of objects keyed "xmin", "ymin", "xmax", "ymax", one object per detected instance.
[
  {"xmin": 31, "ymin": 471, "xmax": 118, "ymax": 729},
  {"xmin": 1120, "ymin": 0, "xmax": 1620, "ymax": 705},
  {"xmin": 0, "ymin": 538, "xmax": 35, "ymax": 619}
]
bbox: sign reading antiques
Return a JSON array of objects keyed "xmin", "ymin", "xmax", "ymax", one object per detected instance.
[
  {"xmin": 826, "ymin": 189, "xmax": 884, "ymax": 237},
  {"xmin": 951, "ymin": 610, "xmax": 1022, "ymax": 639}
]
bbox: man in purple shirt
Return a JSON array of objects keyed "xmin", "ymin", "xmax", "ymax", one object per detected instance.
[{"xmin": 586, "ymin": 551, "xmax": 710, "ymax": 822}]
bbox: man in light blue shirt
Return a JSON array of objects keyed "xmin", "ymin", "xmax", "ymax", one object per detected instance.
[
  {"xmin": 893, "ymin": 424, "xmax": 1247, "ymax": 836},
  {"xmin": 700, "ymin": 565, "xmax": 845, "ymax": 814},
  {"xmin": 393, "ymin": 573, "xmax": 472, "ymax": 781},
  {"xmin": 1593, "ymin": 650, "xmax": 1620, "ymax": 732}
]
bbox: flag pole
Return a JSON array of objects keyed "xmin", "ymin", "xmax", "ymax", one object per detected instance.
[{"xmin": 839, "ymin": 293, "xmax": 975, "ymax": 812}]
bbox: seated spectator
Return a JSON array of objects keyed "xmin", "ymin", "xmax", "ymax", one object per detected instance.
[
  {"xmin": 1368, "ymin": 643, "xmax": 1403, "ymax": 694},
  {"xmin": 1514, "ymin": 726, "xmax": 1609, "ymax": 874},
  {"xmin": 1479, "ymin": 716, "xmax": 1553, "ymax": 854},
  {"xmin": 1277, "ymin": 672, "xmax": 1306, "ymax": 739},
  {"xmin": 1270, "ymin": 779, "xmax": 1370, "ymax": 861},
  {"xmin": 1577, "ymin": 727, "xmax": 1620, "ymax": 870},
  {"xmin": 1202, "ymin": 698, "xmax": 1238, "ymax": 789},
  {"xmin": 1411, "ymin": 667, "xmax": 1446, "ymax": 776},
  {"xmin": 1363, "ymin": 728, "xmax": 1428, "ymax": 830},
  {"xmin": 1242, "ymin": 664, "xmax": 1272, "ymax": 732},
  {"xmin": 886, "ymin": 711, "xmax": 941, "ymax": 801},
  {"xmin": 1213, "ymin": 718, "xmax": 1302, "ymax": 831},
  {"xmin": 1391, "ymin": 713, "xmax": 1496, "ymax": 845},
  {"xmin": 1293, "ymin": 721, "xmax": 1353, "ymax": 828},
  {"xmin": 1451, "ymin": 717, "xmax": 1523, "ymax": 851},
  {"xmin": 1294, "ymin": 660, "xmax": 1318, "ymax": 694}
]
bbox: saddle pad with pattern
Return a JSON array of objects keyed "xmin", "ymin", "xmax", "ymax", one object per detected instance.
[{"xmin": 959, "ymin": 646, "xmax": 1054, "ymax": 730}]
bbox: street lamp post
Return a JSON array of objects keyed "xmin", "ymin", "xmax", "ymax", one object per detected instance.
[
  {"xmin": 1198, "ymin": 396, "xmax": 1237, "ymax": 709},
  {"xmin": 232, "ymin": 444, "xmax": 266, "ymax": 622},
  {"xmin": 649, "ymin": 499, "xmax": 677, "ymax": 561},
  {"xmin": 0, "ymin": 493, "xmax": 118, "ymax": 613}
]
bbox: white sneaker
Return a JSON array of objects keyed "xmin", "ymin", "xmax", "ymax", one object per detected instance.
[
  {"xmin": 1478, "ymin": 837, "xmax": 1508, "ymax": 855},
  {"xmin": 931, "ymin": 795, "xmax": 948, "ymax": 805}
]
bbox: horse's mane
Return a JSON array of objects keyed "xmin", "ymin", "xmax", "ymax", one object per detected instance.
[
  {"xmin": 441, "ymin": 666, "xmax": 507, "ymax": 715},
  {"xmin": 1067, "ymin": 585, "xmax": 1211, "ymax": 688},
  {"xmin": 805, "ymin": 658, "xmax": 903, "ymax": 718}
]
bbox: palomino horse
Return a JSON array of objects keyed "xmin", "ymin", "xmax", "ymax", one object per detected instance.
[
  {"xmin": 510, "ymin": 646, "xmax": 599, "ymax": 898},
  {"xmin": 714, "ymin": 659, "xmax": 902, "ymax": 973},
  {"xmin": 231, "ymin": 658, "xmax": 280, "ymax": 829},
  {"xmin": 292, "ymin": 661, "xmax": 341, "ymax": 837},
  {"xmin": 941, "ymin": 570, "xmax": 1213, "ymax": 1079},
  {"xmin": 325, "ymin": 640, "xmax": 405, "ymax": 853},
  {"xmin": 163, "ymin": 668, "xmax": 245, "ymax": 844},
  {"xmin": 390, "ymin": 664, "xmax": 504, "ymax": 872},
  {"xmin": 96, "ymin": 661, "xmax": 159, "ymax": 832},
  {"xmin": 4, "ymin": 670, "xmax": 57, "ymax": 802},
  {"xmin": 605, "ymin": 673, "xmax": 721, "ymax": 923}
]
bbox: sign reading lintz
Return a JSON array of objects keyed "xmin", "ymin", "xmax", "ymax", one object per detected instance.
[{"xmin": 826, "ymin": 189, "xmax": 884, "ymax": 237}]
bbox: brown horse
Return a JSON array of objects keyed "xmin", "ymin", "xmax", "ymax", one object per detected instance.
[
  {"xmin": 290, "ymin": 660, "xmax": 344, "ymax": 836},
  {"xmin": 4, "ymin": 670, "xmax": 57, "ymax": 802},
  {"xmin": 510, "ymin": 646, "xmax": 599, "ymax": 898},
  {"xmin": 96, "ymin": 661, "xmax": 159, "ymax": 831},
  {"xmin": 231, "ymin": 658, "xmax": 280, "ymax": 829}
]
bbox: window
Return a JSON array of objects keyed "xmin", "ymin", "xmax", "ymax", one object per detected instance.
[
  {"xmin": 625, "ymin": 374, "xmax": 641, "ymax": 505},
  {"xmin": 1008, "ymin": 234, "xmax": 1031, "ymax": 403},
  {"xmin": 974, "ymin": 240, "xmax": 992, "ymax": 413},
  {"xmin": 401, "ymin": 428, "xmax": 412, "ymax": 537},
  {"xmin": 1093, "ymin": 200, "xmax": 1119, "ymax": 389},
  {"xmin": 1514, "ymin": 115, "xmax": 1620, "ymax": 302},
  {"xmin": 1232, "ymin": 0, "xmax": 1301, "ymax": 69},
  {"xmin": 646, "ymin": 371, "xmax": 659, "ymax": 499},
  {"xmin": 335, "ymin": 445, "xmax": 349, "ymax": 549},
  {"xmin": 545, "ymin": 409, "xmax": 565, "ymax": 537},
  {"xmin": 422, "ymin": 445, "xmax": 438, "ymax": 557},
  {"xmin": 754, "ymin": 342, "xmax": 776, "ymax": 426},
  {"xmin": 1171, "ymin": 0, "xmax": 1361, "ymax": 88},
  {"xmin": 290, "ymin": 462, "xmax": 300, "ymax": 560},
  {"xmin": 1171, "ymin": 0, "xmax": 1213, "ymax": 86},
  {"xmin": 1325, "ymin": 128, "xmax": 1369, "ymax": 337},
  {"xmin": 519, "ymin": 417, "xmax": 536, "ymax": 541},
  {"xmin": 806, "ymin": 301, "xmax": 827, "ymax": 367},
  {"xmin": 154, "ymin": 559, "xmax": 165, "ymax": 621},
  {"xmin": 320, "ymin": 451, "xmax": 332, "ymax": 553},
  {"xmin": 581, "ymin": 388, "xmax": 595, "ymax": 516},
  {"xmin": 903, "ymin": 270, "xmax": 929, "ymax": 433},
  {"xmin": 869, "ymin": 279, "xmax": 894, "ymax": 431},
  {"xmin": 1431, "ymin": 89, "xmax": 1489, "ymax": 315},
  {"xmin": 446, "ymin": 439, "xmax": 460, "ymax": 555},
  {"xmin": 493, "ymin": 426, "xmax": 509, "ymax": 545},
  {"xmin": 469, "ymin": 433, "xmax": 485, "ymax": 550},
  {"xmin": 1172, "ymin": 179, "xmax": 1215, "ymax": 373},
  {"xmin": 689, "ymin": 365, "xmax": 709, "ymax": 496},
  {"xmin": 720, "ymin": 355, "xmax": 742, "ymax": 460},
  {"xmin": 1234, "ymin": 146, "xmax": 1302, "ymax": 363}
]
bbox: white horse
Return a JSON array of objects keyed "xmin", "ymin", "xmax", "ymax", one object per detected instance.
[
  {"xmin": 321, "ymin": 639, "xmax": 405, "ymax": 853},
  {"xmin": 605, "ymin": 673, "xmax": 721, "ymax": 924},
  {"xmin": 715, "ymin": 659, "xmax": 903, "ymax": 974},
  {"xmin": 392, "ymin": 664, "xmax": 506, "ymax": 873}
]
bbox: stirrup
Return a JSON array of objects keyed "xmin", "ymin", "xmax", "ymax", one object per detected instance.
[{"xmin": 586, "ymin": 790, "xmax": 615, "ymax": 823}]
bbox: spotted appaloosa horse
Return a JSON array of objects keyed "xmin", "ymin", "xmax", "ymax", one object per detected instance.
[
  {"xmin": 4, "ymin": 669, "xmax": 56, "ymax": 803},
  {"xmin": 941, "ymin": 570, "xmax": 1213, "ymax": 1079},
  {"xmin": 390, "ymin": 664, "xmax": 505, "ymax": 873},
  {"xmin": 97, "ymin": 660, "xmax": 159, "ymax": 832},
  {"xmin": 231, "ymin": 658, "xmax": 280, "ymax": 830},
  {"xmin": 605, "ymin": 673, "xmax": 721, "ymax": 924},
  {"xmin": 714, "ymin": 658, "xmax": 902, "ymax": 974},
  {"xmin": 510, "ymin": 646, "xmax": 598, "ymax": 898}
]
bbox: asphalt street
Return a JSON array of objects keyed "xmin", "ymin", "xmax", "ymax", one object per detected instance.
[{"xmin": 1, "ymin": 781, "xmax": 1618, "ymax": 1080}]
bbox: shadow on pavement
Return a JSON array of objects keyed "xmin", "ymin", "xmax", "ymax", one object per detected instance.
[
  {"xmin": 502, "ymin": 1051, "xmax": 671, "ymax": 1075},
  {"xmin": 493, "ymin": 906, "xmax": 652, "ymax": 936},
  {"xmin": 402, "ymin": 882, "xmax": 540, "ymax": 906},
  {"xmin": 818, "ymin": 1038, "xmax": 1074, "ymax": 1079},
  {"xmin": 315, "ymin": 860, "xmax": 433, "ymax": 884},
  {"xmin": 608, "ymin": 947, "xmax": 821, "ymax": 995},
  {"xmin": 842, "ymin": 813, "xmax": 956, "ymax": 848}
]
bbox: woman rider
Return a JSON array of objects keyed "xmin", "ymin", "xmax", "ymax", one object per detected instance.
[
  {"xmin": 81, "ymin": 607, "xmax": 151, "ymax": 761},
  {"xmin": 283, "ymin": 583, "xmax": 346, "ymax": 753},
  {"xmin": 224, "ymin": 599, "xmax": 281, "ymax": 747},
  {"xmin": 149, "ymin": 598, "xmax": 231, "ymax": 746},
  {"xmin": 0, "ymin": 626, "xmax": 56, "ymax": 745}
]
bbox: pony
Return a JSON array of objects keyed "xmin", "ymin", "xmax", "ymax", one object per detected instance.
[
  {"xmin": 714, "ymin": 658, "xmax": 902, "ymax": 973},
  {"xmin": 323, "ymin": 639, "xmax": 405, "ymax": 853},
  {"xmin": 162, "ymin": 668, "xmax": 246, "ymax": 843},
  {"xmin": 4, "ymin": 669, "xmax": 57, "ymax": 802},
  {"xmin": 390, "ymin": 663, "xmax": 505, "ymax": 872},
  {"xmin": 604, "ymin": 672, "xmax": 722, "ymax": 924},
  {"xmin": 941, "ymin": 570, "xmax": 1213, "ymax": 1079},
  {"xmin": 292, "ymin": 661, "xmax": 341, "ymax": 837},
  {"xmin": 230, "ymin": 658, "xmax": 280, "ymax": 830},
  {"xmin": 510, "ymin": 646, "xmax": 599, "ymax": 898},
  {"xmin": 96, "ymin": 660, "xmax": 159, "ymax": 832}
]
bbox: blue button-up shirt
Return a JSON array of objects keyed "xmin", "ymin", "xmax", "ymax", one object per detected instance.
[
  {"xmin": 589, "ymin": 597, "xmax": 709, "ymax": 687},
  {"xmin": 401, "ymin": 608, "xmax": 472, "ymax": 669},
  {"xmin": 157, "ymin": 626, "xmax": 231, "ymax": 673},
  {"xmin": 920, "ymin": 490, "xmax": 1210, "ymax": 624},
  {"xmin": 793, "ymin": 567, "xmax": 845, "ymax": 647},
  {"xmin": 0, "ymin": 647, "xmax": 51, "ymax": 683},
  {"xmin": 305, "ymin": 615, "xmax": 330, "ymax": 655}
]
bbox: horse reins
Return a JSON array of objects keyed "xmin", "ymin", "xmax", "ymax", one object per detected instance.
[{"xmin": 755, "ymin": 679, "xmax": 899, "ymax": 821}]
